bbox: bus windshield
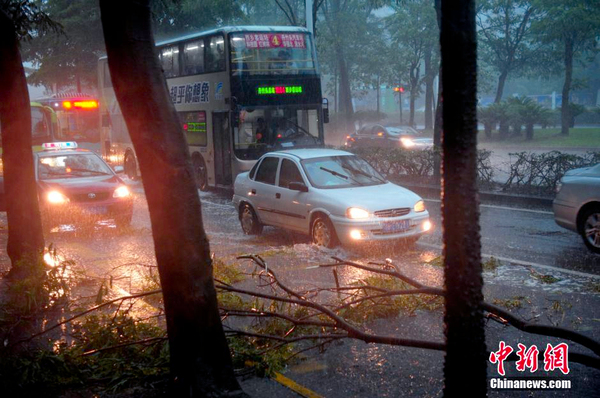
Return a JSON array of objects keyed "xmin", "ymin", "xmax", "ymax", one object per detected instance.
[
  {"xmin": 233, "ymin": 105, "xmax": 321, "ymax": 160},
  {"xmin": 229, "ymin": 33, "xmax": 317, "ymax": 76}
]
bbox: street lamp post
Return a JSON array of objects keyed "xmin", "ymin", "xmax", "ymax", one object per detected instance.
[{"xmin": 394, "ymin": 86, "xmax": 404, "ymax": 124}]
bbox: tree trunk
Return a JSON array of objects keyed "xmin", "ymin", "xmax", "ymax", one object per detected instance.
[
  {"xmin": 424, "ymin": 47, "xmax": 434, "ymax": 130},
  {"xmin": 499, "ymin": 120, "xmax": 509, "ymax": 139},
  {"xmin": 440, "ymin": 0, "xmax": 487, "ymax": 396},
  {"xmin": 409, "ymin": 66, "xmax": 420, "ymax": 128},
  {"xmin": 561, "ymin": 36, "xmax": 574, "ymax": 136},
  {"xmin": 484, "ymin": 123, "xmax": 492, "ymax": 138},
  {"xmin": 526, "ymin": 123, "xmax": 534, "ymax": 140},
  {"xmin": 0, "ymin": 10, "xmax": 45, "ymax": 275},
  {"xmin": 99, "ymin": 2, "xmax": 245, "ymax": 396},
  {"xmin": 336, "ymin": 45, "xmax": 353, "ymax": 118},
  {"xmin": 494, "ymin": 68, "xmax": 508, "ymax": 103},
  {"xmin": 432, "ymin": 0, "xmax": 442, "ymax": 182}
]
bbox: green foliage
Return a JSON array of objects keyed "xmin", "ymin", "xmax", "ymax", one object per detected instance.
[
  {"xmin": 0, "ymin": 0, "xmax": 60, "ymax": 41},
  {"xmin": 339, "ymin": 275, "xmax": 443, "ymax": 323},
  {"xmin": 483, "ymin": 256, "xmax": 501, "ymax": 272},
  {"xmin": 22, "ymin": 0, "xmax": 104, "ymax": 90},
  {"xmin": 529, "ymin": 269, "xmax": 561, "ymax": 284},
  {"xmin": 476, "ymin": 0, "xmax": 540, "ymax": 99},
  {"xmin": 228, "ymin": 335, "xmax": 291, "ymax": 377},
  {"xmin": 213, "ymin": 258, "xmax": 245, "ymax": 285},
  {"xmin": 493, "ymin": 296, "xmax": 526, "ymax": 310},
  {"xmin": 0, "ymin": 311, "xmax": 169, "ymax": 396}
]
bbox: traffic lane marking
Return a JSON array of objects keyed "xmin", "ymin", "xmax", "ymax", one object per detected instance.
[
  {"xmin": 273, "ymin": 372, "xmax": 325, "ymax": 398},
  {"xmin": 418, "ymin": 242, "xmax": 600, "ymax": 279}
]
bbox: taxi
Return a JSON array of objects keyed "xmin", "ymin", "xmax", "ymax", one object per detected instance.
[
  {"xmin": 233, "ymin": 148, "xmax": 431, "ymax": 248},
  {"xmin": 35, "ymin": 142, "xmax": 133, "ymax": 230}
]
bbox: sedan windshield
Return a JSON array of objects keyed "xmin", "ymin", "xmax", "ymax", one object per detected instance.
[
  {"xmin": 302, "ymin": 155, "xmax": 386, "ymax": 189},
  {"xmin": 38, "ymin": 153, "xmax": 113, "ymax": 179}
]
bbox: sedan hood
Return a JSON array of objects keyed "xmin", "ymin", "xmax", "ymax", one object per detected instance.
[
  {"xmin": 38, "ymin": 175, "xmax": 123, "ymax": 194},
  {"xmin": 318, "ymin": 182, "xmax": 422, "ymax": 213}
]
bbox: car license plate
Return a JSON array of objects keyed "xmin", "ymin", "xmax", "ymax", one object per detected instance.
[
  {"xmin": 88, "ymin": 206, "xmax": 108, "ymax": 215},
  {"xmin": 381, "ymin": 219, "xmax": 410, "ymax": 233}
]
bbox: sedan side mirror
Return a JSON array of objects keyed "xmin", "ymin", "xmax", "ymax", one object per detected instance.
[
  {"xmin": 114, "ymin": 165, "xmax": 124, "ymax": 174},
  {"xmin": 289, "ymin": 181, "xmax": 308, "ymax": 192}
]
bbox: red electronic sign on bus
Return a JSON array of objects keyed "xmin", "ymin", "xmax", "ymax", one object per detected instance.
[{"xmin": 244, "ymin": 33, "xmax": 306, "ymax": 49}]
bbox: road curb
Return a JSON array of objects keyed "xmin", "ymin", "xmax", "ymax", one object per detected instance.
[{"xmin": 399, "ymin": 183, "xmax": 554, "ymax": 208}]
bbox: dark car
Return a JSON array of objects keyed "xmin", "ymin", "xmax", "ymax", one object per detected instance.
[
  {"xmin": 34, "ymin": 142, "xmax": 133, "ymax": 230},
  {"xmin": 345, "ymin": 124, "xmax": 433, "ymax": 150}
]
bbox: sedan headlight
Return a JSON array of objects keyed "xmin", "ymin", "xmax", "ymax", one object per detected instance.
[
  {"xmin": 113, "ymin": 186, "xmax": 131, "ymax": 198},
  {"xmin": 555, "ymin": 180, "xmax": 563, "ymax": 194},
  {"xmin": 346, "ymin": 207, "xmax": 369, "ymax": 219},
  {"xmin": 47, "ymin": 190, "xmax": 69, "ymax": 204},
  {"xmin": 414, "ymin": 200, "xmax": 426, "ymax": 212},
  {"xmin": 400, "ymin": 137, "xmax": 416, "ymax": 148}
]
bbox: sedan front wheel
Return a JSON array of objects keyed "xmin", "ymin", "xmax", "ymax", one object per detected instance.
[
  {"xmin": 240, "ymin": 204, "xmax": 263, "ymax": 235},
  {"xmin": 311, "ymin": 216, "xmax": 339, "ymax": 248},
  {"xmin": 581, "ymin": 207, "xmax": 600, "ymax": 254}
]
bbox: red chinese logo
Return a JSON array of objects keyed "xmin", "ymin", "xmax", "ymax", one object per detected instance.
[
  {"xmin": 489, "ymin": 341, "xmax": 513, "ymax": 376},
  {"xmin": 515, "ymin": 343, "xmax": 539, "ymax": 372},
  {"xmin": 543, "ymin": 343, "xmax": 570, "ymax": 375},
  {"xmin": 489, "ymin": 342, "xmax": 570, "ymax": 375}
]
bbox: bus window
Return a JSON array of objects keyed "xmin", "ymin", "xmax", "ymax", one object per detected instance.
[
  {"xmin": 160, "ymin": 45, "xmax": 180, "ymax": 78},
  {"xmin": 230, "ymin": 33, "xmax": 316, "ymax": 76},
  {"xmin": 180, "ymin": 111, "xmax": 207, "ymax": 146},
  {"xmin": 206, "ymin": 35, "xmax": 225, "ymax": 73},
  {"xmin": 103, "ymin": 62, "xmax": 112, "ymax": 88},
  {"xmin": 233, "ymin": 107, "xmax": 320, "ymax": 160},
  {"xmin": 183, "ymin": 40, "xmax": 205, "ymax": 75},
  {"xmin": 31, "ymin": 107, "xmax": 50, "ymax": 141}
]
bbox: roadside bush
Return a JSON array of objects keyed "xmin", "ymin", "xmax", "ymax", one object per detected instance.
[
  {"xmin": 503, "ymin": 151, "xmax": 600, "ymax": 195},
  {"xmin": 349, "ymin": 147, "xmax": 494, "ymax": 186}
]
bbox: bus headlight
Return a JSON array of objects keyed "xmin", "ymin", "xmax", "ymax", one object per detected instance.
[
  {"xmin": 113, "ymin": 186, "xmax": 131, "ymax": 198},
  {"xmin": 47, "ymin": 191, "xmax": 69, "ymax": 204}
]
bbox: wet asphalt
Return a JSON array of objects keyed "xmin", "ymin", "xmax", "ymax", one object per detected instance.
[{"xmin": 0, "ymin": 183, "xmax": 598, "ymax": 397}]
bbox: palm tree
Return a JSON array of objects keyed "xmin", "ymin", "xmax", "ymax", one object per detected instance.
[{"xmin": 478, "ymin": 105, "xmax": 497, "ymax": 139}]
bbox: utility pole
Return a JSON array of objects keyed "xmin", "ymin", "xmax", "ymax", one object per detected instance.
[{"xmin": 306, "ymin": 0, "xmax": 314, "ymax": 35}]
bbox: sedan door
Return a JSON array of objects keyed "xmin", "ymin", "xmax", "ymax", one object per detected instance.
[
  {"xmin": 251, "ymin": 156, "xmax": 281, "ymax": 225},
  {"xmin": 270, "ymin": 158, "xmax": 311, "ymax": 233}
]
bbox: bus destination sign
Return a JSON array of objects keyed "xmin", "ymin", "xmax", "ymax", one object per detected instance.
[
  {"xmin": 257, "ymin": 86, "xmax": 304, "ymax": 95},
  {"xmin": 244, "ymin": 34, "xmax": 306, "ymax": 49}
]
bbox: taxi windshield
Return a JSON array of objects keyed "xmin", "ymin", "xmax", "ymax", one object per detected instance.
[
  {"xmin": 301, "ymin": 155, "xmax": 386, "ymax": 189},
  {"xmin": 38, "ymin": 153, "xmax": 113, "ymax": 179}
]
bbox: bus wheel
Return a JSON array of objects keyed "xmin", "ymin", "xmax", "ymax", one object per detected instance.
[
  {"xmin": 124, "ymin": 152, "xmax": 138, "ymax": 181},
  {"xmin": 192, "ymin": 154, "xmax": 208, "ymax": 191}
]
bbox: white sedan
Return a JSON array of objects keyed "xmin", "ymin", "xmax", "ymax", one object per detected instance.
[{"xmin": 232, "ymin": 148, "xmax": 431, "ymax": 247}]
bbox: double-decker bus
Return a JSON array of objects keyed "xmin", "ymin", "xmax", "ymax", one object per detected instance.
[
  {"xmin": 98, "ymin": 26, "xmax": 327, "ymax": 188},
  {"xmin": 35, "ymin": 93, "xmax": 101, "ymax": 148}
]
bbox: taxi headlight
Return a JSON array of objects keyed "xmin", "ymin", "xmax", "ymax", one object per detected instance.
[
  {"xmin": 47, "ymin": 191, "xmax": 69, "ymax": 204},
  {"xmin": 414, "ymin": 200, "xmax": 426, "ymax": 212},
  {"xmin": 401, "ymin": 137, "xmax": 415, "ymax": 148},
  {"xmin": 346, "ymin": 207, "xmax": 369, "ymax": 219},
  {"xmin": 113, "ymin": 186, "xmax": 130, "ymax": 198}
]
